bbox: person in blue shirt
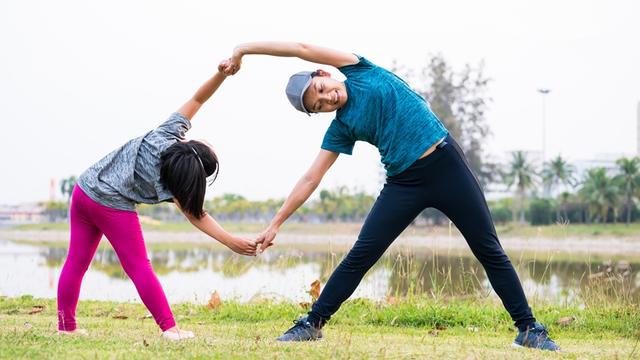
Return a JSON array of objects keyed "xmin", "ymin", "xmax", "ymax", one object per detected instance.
[{"xmin": 220, "ymin": 42, "xmax": 559, "ymax": 351}]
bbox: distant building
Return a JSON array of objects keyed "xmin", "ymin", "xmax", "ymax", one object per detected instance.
[
  {"xmin": 637, "ymin": 101, "xmax": 640, "ymax": 155},
  {"xmin": 49, "ymin": 177, "xmax": 57, "ymax": 202},
  {"xmin": 0, "ymin": 204, "xmax": 46, "ymax": 225},
  {"xmin": 572, "ymin": 154, "xmax": 625, "ymax": 181},
  {"xmin": 485, "ymin": 150, "xmax": 543, "ymax": 200}
]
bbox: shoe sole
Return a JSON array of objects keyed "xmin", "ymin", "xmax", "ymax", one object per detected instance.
[
  {"xmin": 57, "ymin": 330, "xmax": 88, "ymax": 336},
  {"xmin": 276, "ymin": 330, "xmax": 323, "ymax": 342},
  {"xmin": 512, "ymin": 342, "xmax": 561, "ymax": 352},
  {"xmin": 276, "ymin": 337, "xmax": 323, "ymax": 342},
  {"xmin": 161, "ymin": 333, "xmax": 195, "ymax": 341}
]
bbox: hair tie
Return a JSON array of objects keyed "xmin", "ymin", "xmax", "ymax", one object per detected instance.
[{"xmin": 191, "ymin": 147, "xmax": 205, "ymax": 170}]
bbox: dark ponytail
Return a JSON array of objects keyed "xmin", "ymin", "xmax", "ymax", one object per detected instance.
[{"xmin": 160, "ymin": 140, "xmax": 219, "ymax": 218}]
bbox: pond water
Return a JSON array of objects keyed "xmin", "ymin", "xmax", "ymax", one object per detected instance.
[{"xmin": 1, "ymin": 239, "xmax": 638, "ymax": 304}]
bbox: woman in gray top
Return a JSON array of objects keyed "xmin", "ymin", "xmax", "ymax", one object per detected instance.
[{"xmin": 57, "ymin": 65, "xmax": 258, "ymax": 341}]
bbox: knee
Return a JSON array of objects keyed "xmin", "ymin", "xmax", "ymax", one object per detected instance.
[
  {"xmin": 474, "ymin": 247, "xmax": 511, "ymax": 268},
  {"xmin": 63, "ymin": 254, "xmax": 93, "ymax": 274},
  {"xmin": 122, "ymin": 258, "xmax": 154, "ymax": 279},
  {"xmin": 338, "ymin": 252, "xmax": 376, "ymax": 273}
]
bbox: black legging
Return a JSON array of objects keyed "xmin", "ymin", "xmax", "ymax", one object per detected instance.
[{"xmin": 308, "ymin": 134, "xmax": 536, "ymax": 329}]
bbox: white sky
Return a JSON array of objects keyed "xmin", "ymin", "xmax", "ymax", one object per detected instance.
[{"xmin": 1, "ymin": 0, "xmax": 639, "ymax": 205}]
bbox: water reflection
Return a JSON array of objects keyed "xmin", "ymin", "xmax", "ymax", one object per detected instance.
[{"xmin": 1, "ymin": 240, "xmax": 638, "ymax": 304}]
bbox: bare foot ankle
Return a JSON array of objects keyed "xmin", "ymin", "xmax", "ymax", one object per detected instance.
[{"xmin": 161, "ymin": 326, "xmax": 194, "ymax": 341}]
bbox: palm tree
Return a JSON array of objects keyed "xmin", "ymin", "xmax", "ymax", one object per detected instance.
[
  {"xmin": 542, "ymin": 155, "xmax": 576, "ymax": 220},
  {"xmin": 504, "ymin": 151, "xmax": 537, "ymax": 223},
  {"xmin": 614, "ymin": 157, "xmax": 640, "ymax": 224},
  {"xmin": 558, "ymin": 191, "xmax": 572, "ymax": 221},
  {"xmin": 579, "ymin": 168, "xmax": 618, "ymax": 223},
  {"xmin": 59, "ymin": 175, "xmax": 77, "ymax": 203}
]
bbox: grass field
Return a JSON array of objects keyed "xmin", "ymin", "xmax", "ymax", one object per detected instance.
[
  {"xmin": 4, "ymin": 222, "xmax": 639, "ymax": 358},
  {"xmin": 1, "ymin": 296, "xmax": 638, "ymax": 359}
]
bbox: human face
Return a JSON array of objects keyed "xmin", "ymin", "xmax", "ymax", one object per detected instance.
[{"xmin": 302, "ymin": 73, "xmax": 348, "ymax": 113}]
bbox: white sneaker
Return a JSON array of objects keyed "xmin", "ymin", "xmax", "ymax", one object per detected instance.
[
  {"xmin": 58, "ymin": 328, "xmax": 88, "ymax": 336},
  {"xmin": 161, "ymin": 327, "xmax": 195, "ymax": 341}
]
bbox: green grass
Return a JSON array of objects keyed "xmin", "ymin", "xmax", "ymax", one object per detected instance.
[
  {"xmin": 12, "ymin": 221, "xmax": 640, "ymax": 239},
  {"xmin": 495, "ymin": 223, "xmax": 640, "ymax": 238},
  {"xmin": 1, "ymin": 296, "xmax": 638, "ymax": 359}
]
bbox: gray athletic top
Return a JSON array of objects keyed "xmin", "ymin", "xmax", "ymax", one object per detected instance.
[{"xmin": 77, "ymin": 112, "xmax": 191, "ymax": 211}]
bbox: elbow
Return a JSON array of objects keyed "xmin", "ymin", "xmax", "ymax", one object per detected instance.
[
  {"xmin": 185, "ymin": 211, "xmax": 204, "ymax": 225},
  {"xmin": 296, "ymin": 42, "xmax": 311, "ymax": 55},
  {"xmin": 185, "ymin": 213, "xmax": 198, "ymax": 225},
  {"xmin": 302, "ymin": 173, "xmax": 321, "ymax": 189}
]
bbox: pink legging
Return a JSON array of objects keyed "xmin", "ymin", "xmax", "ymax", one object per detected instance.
[{"xmin": 57, "ymin": 185, "xmax": 175, "ymax": 331}]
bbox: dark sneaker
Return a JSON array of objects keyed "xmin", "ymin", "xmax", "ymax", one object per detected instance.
[
  {"xmin": 276, "ymin": 316, "xmax": 323, "ymax": 342},
  {"xmin": 512, "ymin": 322, "xmax": 560, "ymax": 351}
]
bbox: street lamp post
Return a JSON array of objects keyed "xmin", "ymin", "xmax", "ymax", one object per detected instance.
[
  {"xmin": 538, "ymin": 88, "xmax": 551, "ymax": 197},
  {"xmin": 537, "ymin": 88, "xmax": 551, "ymax": 163}
]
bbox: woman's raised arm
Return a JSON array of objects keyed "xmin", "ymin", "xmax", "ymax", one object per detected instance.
[{"xmin": 221, "ymin": 42, "xmax": 359, "ymax": 75}]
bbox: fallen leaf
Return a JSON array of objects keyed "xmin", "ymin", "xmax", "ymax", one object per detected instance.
[
  {"xmin": 143, "ymin": 339, "xmax": 149, "ymax": 347},
  {"xmin": 28, "ymin": 305, "xmax": 45, "ymax": 315},
  {"xmin": 208, "ymin": 291, "xmax": 222, "ymax": 310},
  {"xmin": 299, "ymin": 302, "xmax": 311, "ymax": 310},
  {"xmin": 556, "ymin": 316, "xmax": 576, "ymax": 326},
  {"xmin": 385, "ymin": 295, "xmax": 398, "ymax": 305},
  {"xmin": 308, "ymin": 280, "xmax": 321, "ymax": 301},
  {"xmin": 112, "ymin": 315, "xmax": 128, "ymax": 320}
]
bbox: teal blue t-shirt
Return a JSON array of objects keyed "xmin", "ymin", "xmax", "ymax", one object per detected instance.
[{"xmin": 321, "ymin": 57, "xmax": 448, "ymax": 176}]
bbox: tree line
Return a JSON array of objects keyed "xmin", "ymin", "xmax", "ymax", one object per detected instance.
[
  {"xmin": 492, "ymin": 154, "xmax": 640, "ymax": 225},
  {"xmin": 43, "ymin": 55, "xmax": 639, "ymax": 226}
]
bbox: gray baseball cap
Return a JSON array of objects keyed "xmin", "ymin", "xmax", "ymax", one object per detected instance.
[{"xmin": 285, "ymin": 71, "xmax": 314, "ymax": 115}]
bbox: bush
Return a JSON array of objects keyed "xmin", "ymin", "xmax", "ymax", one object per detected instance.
[
  {"xmin": 528, "ymin": 198, "xmax": 553, "ymax": 225},
  {"xmin": 489, "ymin": 206, "xmax": 512, "ymax": 224}
]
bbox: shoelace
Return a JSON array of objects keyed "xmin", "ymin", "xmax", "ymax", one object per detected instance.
[
  {"xmin": 532, "ymin": 327, "xmax": 548, "ymax": 337},
  {"xmin": 528, "ymin": 326, "xmax": 550, "ymax": 345},
  {"xmin": 537, "ymin": 328, "xmax": 550, "ymax": 342},
  {"xmin": 284, "ymin": 318, "xmax": 309, "ymax": 334}
]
